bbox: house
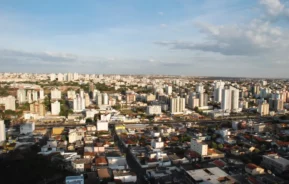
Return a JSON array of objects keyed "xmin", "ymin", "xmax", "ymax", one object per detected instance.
[
  {"xmin": 113, "ymin": 170, "xmax": 137, "ymax": 183},
  {"xmin": 72, "ymin": 159, "xmax": 91, "ymax": 173},
  {"xmin": 245, "ymin": 163, "xmax": 265, "ymax": 175}
]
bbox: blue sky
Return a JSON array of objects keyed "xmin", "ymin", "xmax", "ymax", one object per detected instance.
[{"xmin": 0, "ymin": 0, "xmax": 289, "ymax": 77}]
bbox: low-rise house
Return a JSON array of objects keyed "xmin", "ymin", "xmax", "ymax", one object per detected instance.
[
  {"xmin": 245, "ymin": 163, "xmax": 265, "ymax": 175},
  {"xmin": 113, "ymin": 170, "xmax": 137, "ymax": 183}
]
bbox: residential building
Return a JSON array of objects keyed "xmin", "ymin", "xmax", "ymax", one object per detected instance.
[
  {"xmin": 20, "ymin": 123, "xmax": 35, "ymax": 134},
  {"xmin": 258, "ymin": 102, "xmax": 269, "ymax": 116},
  {"xmin": 73, "ymin": 94, "xmax": 85, "ymax": 112},
  {"xmin": 102, "ymin": 93, "xmax": 108, "ymax": 105},
  {"xmin": 170, "ymin": 96, "xmax": 185, "ymax": 114},
  {"xmin": 245, "ymin": 163, "xmax": 265, "ymax": 175},
  {"xmin": 261, "ymin": 154, "xmax": 289, "ymax": 174},
  {"xmin": 51, "ymin": 88, "xmax": 61, "ymax": 100},
  {"xmin": 126, "ymin": 93, "xmax": 136, "ymax": 104},
  {"xmin": 146, "ymin": 105, "xmax": 162, "ymax": 115},
  {"xmin": 97, "ymin": 120, "xmax": 108, "ymax": 131},
  {"xmin": 191, "ymin": 139, "xmax": 208, "ymax": 156},
  {"xmin": 84, "ymin": 93, "xmax": 90, "ymax": 107},
  {"xmin": 67, "ymin": 90, "xmax": 76, "ymax": 99},
  {"xmin": 0, "ymin": 95, "xmax": 16, "ymax": 110},
  {"xmin": 0, "ymin": 120, "xmax": 5, "ymax": 142},
  {"xmin": 221, "ymin": 88, "xmax": 231, "ymax": 112},
  {"xmin": 51, "ymin": 101, "xmax": 60, "ymax": 115},
  {"xmin": 165, "ymin": 85, "xmax": 172, "ymax": 95}
]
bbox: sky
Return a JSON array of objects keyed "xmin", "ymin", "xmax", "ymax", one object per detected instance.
[{"xmin": 0, "ymin": 0, "xmax": 289, "ymax": 78}]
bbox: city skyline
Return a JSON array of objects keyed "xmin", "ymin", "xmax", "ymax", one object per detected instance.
[{"xmin": 1, "ymin": 0, "xmax": 289, "ymax": 77}]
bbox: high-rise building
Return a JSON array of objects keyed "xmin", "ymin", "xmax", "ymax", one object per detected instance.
[
  {"xmin": 170, "ymin": 96, "xmax": 185, "ymax": 114},
  {"xmin": 73, "ymin": 94, "xmax": 85, "ymax": 112},
  {"xmin": 258, "ymin": 102, "xmax": 269, "ymax": 116},
  {"xmin": 32, "ymin": 90, "xmax": 38, "ymax": 102},
  {"xmin": 165, "ymin": 85, "xmax": 172, "ymax": 95},
  {"xmin": 84, "ymin": 93, "xmax": 90, "ymax": 107},
  {"xmin": 0, "ymin": 120, "xmax": 5, "ymax": 142},
  {"xmin": 126, "ymin": 93, "xmax": 136, "ymax": 104},
  {"xmin": 27, "ymin": 90, "xmax": 32, "ymax": 103},
  {"xmin": 39, "ymin": 89, "xmax": 44, "ymax": 100},
  {"xmin": 221, "ymin": 88, "xmax": 231, "ymax": 112},
  {"xmin": 17, "ymin": 89, "xmax": 27, "ymax": 104},
  {"xmin": 231, "ymin": 88, "xmax": 239, "ymax": 112},
  {"xmin": 30, "ymin": 101, "xmax": 46, "ymax": 116},
  {"xmin": 191, "ymin": 139, "xmax": 208, "ymax": 156},
  {"xmin": 0, "ymin": 96, "xmax": 16, "ymax": 111},
  {"xmin": 102, "ymin": 93, "xmax": 108, "ymax": 105},
  {"xmin": 188, "ymin": 95, "xmax": 199, "ymax": 109},
  {"xmin": 196, "ymin": 83, "xmax": 204, "ymax": 93},
  {"xmin": 51, "ymin": 101, "xmax": 60, "ymax": 115},
  {"xmin": 269, "ymin": 99, "xmax": 284, "ymax": 111},
  {"xmin": 95, "ymin": 93, "xmax": 102, "ymax": 106},
  {"xmin": 89, "ymin": 83, "xmax": 95, "ymax": 92},
  {"xmin": 51, "ymin": 88, "xmax": 61, "ymax": 100},
  {"xmin": 73, "ymin": 73, "xmax": 79, "ymax": 81},
  {"xmin": 50, "ymin": 73, "xmax": 56, "ymax": 81},
  {"xmin": 57, "ymin": 73, "xmax": 64, "ymax": 81},
  {"xmin": 146, "ymin": 105, "xmax": 162, "ymax": 115},
  {"xmin": 67, "ymin": 73, "xmax": 73, "ymax": 81},
  {"xmin": 67, "ymin": 90, "xmax": 76, "ymax": 99}
]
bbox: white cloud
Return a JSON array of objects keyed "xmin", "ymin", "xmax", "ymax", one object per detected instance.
[
  {"xmin": 158, "ymin": 12, "xmax": 164, "ymax": 16},
  {"xmin": 260, "ymin": 0, "xmax": 284, "ymax": 16},
  {"xmin": 160, "ymin": 24, "xmax": 167, "ymax": 28}
]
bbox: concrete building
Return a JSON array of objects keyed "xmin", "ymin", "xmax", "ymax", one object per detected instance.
[
  {"xmin": 146, "ymin": 105, "xmax": 162, "ymax": 115},
  {"xmin": 213, "ymin": 81, "xmax": 225, "ymax": 102},
  {"xmin": 50, "ymin": 73, "xmax": 56, "ymax": 81},
  {"xmin": 253, "ymin": 123, "xmax": 266, "ymax": 133},
  {"xmin": 97, "ymin": 120, "xmax": 108, "ymax": 131},
  {"xmin": 20, "ymin": 123, "xmax": 35, "ymax": 134},
  {"xmin": 32, "ymin": 90, "xmax": 38, "ymax": 102},
  {"xmin": 0, "ymin": 120, "xmax": 5, "ymax": 142},
  {"xmin": 30, "ymin": 102, "xmax": 46, "ymax": 116},
  {"xmin": 261, "ymin": 154, "xmax": 289, "ymax": 174},
  {"xmin": 258, "ymin": 102, "xmax": 270, "ymax": 116},
  {"xmin": 170, "ymin": 96, "xmax": 185, "ymax": 114},
  {"xmin": 17, "ymin": 89, "xmax": 27, "ymax": 104},
  {"xmin": 0, "ymin": 95, "xmax": 16, "ymax": 110},
  {"xmin": 190, "ymin": 139, "xmax": 208, "ymax": 156},
  {"xmin": 231, "ymin": 88, "xmax": 239, "ymax": 112},
  {"xmin": 73, "ymin": 94, "xmax": 85, "ymax": 112},
  {"xmin": 221, "ymin": 88, "xmax": 231, "ymax": 112},
  {"xmin": 184, "ymin": 167, "xmax": 235, "ymax": 184},
  {"xmin": 165, "ymin": 85, "xmax": 172, "ymax": 95},
  {"xmin": 95, "ymin": 93, "xmax": 102, "ymax": 106},
  {"xmin": 196, "ymin": 83, "xmax": 204, "ymax": 93},
  {"xmin": 146, "ymin": 93, "xmax": 156, "ymax": 102},
  {"xmin": 27, "ymin": 90, "xmax": 32, "ymax": 103},
  {"xmin": 188, "ymin": 96, "xmax": 199, "ymax": 109},
  {"xmin": 126, "ymin": 93, "xmax": 136, "ymax": 104},
  {"xmin": 51, "ymin": 88, "xmax": 61, "ymax": 100},
  {"xmin": 57, "ymin": 73, "xmax": 64, "ymax": 81},
  {"xmin": 39, "ymin": 89, "xmax": 44, "ymax": 100},
  {"xmin": 102, "ymin": 93, "xmax": 108, "ymax": 105},
  {"xmin": 84, "ymin": 93, "xmax": 90, "ymax": 107},
  {"xmin": 51, "ymin": 101, "xmax": 60, "ymax": 115},
  {"xmin": 67, "ymin": 90, "xmax": 76, "ymax": 99}
]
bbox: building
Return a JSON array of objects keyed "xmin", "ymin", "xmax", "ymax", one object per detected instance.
[
  {"xmin": 0, "ymin": 120, "xmax": 5, "ymax": 142},
  {"xmin": 261, "ymin": 154, "xmax": 289, "ymax": 174},
  {"xmin": 258, "ymin": 102, "xmax": 269, "ymax": 116},
  {"xmin": 146, "ymin": 105, "xmax": 162, "ymax": 115},
  {"xmin": 245, "ymin": 163, "xmax": 265, "ymax": 175},
  {"xmin": 126, "ymin": 93, "xmax": 136, "ymax": 104},
  {"xmin": 188, "ymin": 95, "xmax": 199, "ymax": 109},
  {"xmin": 184, "ymin": 167, "xmax": 235, "ymax": 184},
  {"xmin": 39, "ymin": 88, "xmax": 44, "ymax": 100},
  {"xmin": 32, "ymin": 90, "xmax": 38, "ymax": 101},
  {"xmin": 95, "ymin": 93, "xmax": 102, "ymax": 106},
  {"xmin": 196, "ymin": 83, "xmax": 204, "ymax": 93},
  {"xmin": 17, "ymin": 89, "xmax": 27, "ymax": 104},
  {"xmin": 27, "ymin": 90, "xmax": 32, "ymax": 103},
  {"xmin": 97, "ymin": 120, "xmax": 108, "ymax": 131},
  {"xmin": 67, "ymin": 90, "xmax": 76, "ymax": 99},
  {"xmin": 84, "ymin": 93, "xmax": 90, "ymax": 107},
  {"xmin": 20, "ymin": 123, "xmax": 35, "ymax": 134},
  {"xmin": 57, "ymin": 73, "xmax": 64, "ymax": 81},
  {"xmin": 146, "ymin": 93, "xmax": 156, "ymax": 102},
  {"xmin": 191, "ymin": 139, "xmax": 208, "ymax": 156},
  {"xmin": 51, "ymin": 88, "xmax": 61, "ymax": 100},
  {"xmin": 102, "ymin": 93, "xmax": 108, "ymax": 105},
  {"xmin": 221, "ymin": 88, "xmax": 231, "ymax": 112},
  {"xmin": 231, "ymin": 88, "xmax": 239, "ymax": 112},
  {"xmin": 51, "ymin": 101, "xmax": 60, "ymax": 115},
  {"xmin": 165, "ymin": 85, "xmax": 172, "ymax": 95},
  {"xmin": 170, "ymin": 96, "xmax": 185, "ymax": 114},
  {"xmin": 73, "ymin": 94, "xmax": 85, "ymax": 112},
  {"xmin": 50, "ymin": 73, "xmax": 56, "ymax": 81},
  {"xmin": 0, "ymin": 95, "xmax": 16, "ymax": 110},
  {"xmin": 30, "ymin": 102, "xmax": 46, "ymax": 116}
]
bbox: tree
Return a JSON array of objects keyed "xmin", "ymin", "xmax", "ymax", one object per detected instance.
[{"xmin": 218, "ymin": 144, "xmax": 224, "ymax": 149}]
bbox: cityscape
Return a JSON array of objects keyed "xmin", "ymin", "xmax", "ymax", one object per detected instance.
[
  {"xmin": 1, "ymin": 0, "xmax": 289, "ymax": 184},
  {"xmin": 0, "ymin": 73, "xmax": 289, "ymax": 184}
]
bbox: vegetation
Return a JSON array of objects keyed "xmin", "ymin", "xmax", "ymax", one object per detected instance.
[{"xmin": 0, "ymin": 85, "xmax": 9, "ymax": 96}]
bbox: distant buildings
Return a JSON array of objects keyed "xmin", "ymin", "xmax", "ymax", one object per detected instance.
[
  {"xmin": 73, "ymin": 94, "xmax": 85, "ymax": 112},
  {"xmin": 258, "ymin": 102, "xmax": 269, "ymax": 116},
  {"xmin": 51, "ymin": 88, "xmax": 61, "ymax": 100},
  {"xmin": 221, "ymin": 87, "xmax": 240, "ymax": 113}
]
